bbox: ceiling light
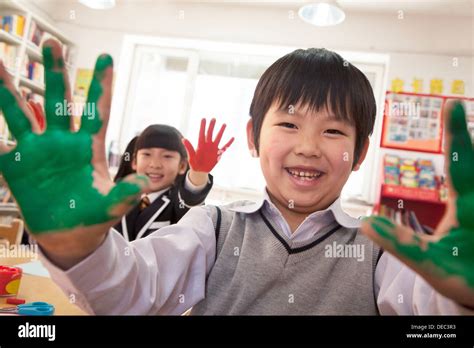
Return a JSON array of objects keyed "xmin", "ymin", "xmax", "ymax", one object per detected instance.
[
  {"xmin": 298, "ymin": 1, "xmax": 345, "ymax": 27},
  {"xmin": 79, "ymin": 0, "xmax": 116, "ymax": 10}
]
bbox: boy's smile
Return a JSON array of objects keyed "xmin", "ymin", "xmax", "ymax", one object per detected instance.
[
  {"xmin": 248, "ymin": 101, "xmax": 369, "ymax": 231},
  {"xmin": 284, "ymin": 166, "xmax": 325, "ymax": 187}
]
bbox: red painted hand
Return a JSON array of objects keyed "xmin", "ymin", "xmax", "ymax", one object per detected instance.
[{"xmin": 183, "ymin": 118, "xmax": 234, "ymax": 173}]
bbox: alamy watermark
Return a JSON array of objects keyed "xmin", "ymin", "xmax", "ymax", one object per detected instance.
[
  {"xmin": 387, "ymin": 100, "xmax": 421, "ymax": 118},
  {"xmin": 0, "ymin": 243, "xmax": 38, "ymax": 259},
  {"xmin": 324, "ymin": 241, "xmax": 365, "ymax": 262},
  {"xmin": 55, "ymin": 100, "xmax": 96, "ymax": 120}
]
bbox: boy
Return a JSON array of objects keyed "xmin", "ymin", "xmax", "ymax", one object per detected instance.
[
  {"xmin": 113, "ymin": 122, "xmax": 232, "ymax": 241},
  {"xmin": 0, "ymin": 40, "xmax": 472, "ymax": 314}
]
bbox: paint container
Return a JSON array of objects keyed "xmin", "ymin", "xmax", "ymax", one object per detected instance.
[{"xmin": 0, "ymin": 266, "xmax": 22, "ymax": 297}]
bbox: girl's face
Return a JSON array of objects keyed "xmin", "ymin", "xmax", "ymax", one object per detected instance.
[
  {"xmin": 133, "ymin": 147, "xmax": 187, "ymax": 192},
  {"xmin": 248, "ymin": 101, "xmax": 368, "ymax": 215}
]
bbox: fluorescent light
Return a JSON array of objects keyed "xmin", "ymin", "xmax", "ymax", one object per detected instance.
[
  {"xmin": 79, "ymin": 0, "xmax": 116, "ymax": 10},
  {"xmin": 298, "ymin": 2, "xmax": 345, "ymax": 27}
]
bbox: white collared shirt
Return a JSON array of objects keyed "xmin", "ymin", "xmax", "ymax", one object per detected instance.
[
  {"xmin": 39, "ymin": 190, "xmax": 474, "ymax": 315},
  {"xmin": 260, "ymin": 190, "xmax": 360, "ymax": 244}
]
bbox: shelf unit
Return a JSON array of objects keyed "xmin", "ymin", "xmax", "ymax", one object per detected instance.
[
  {"xmin": 376, "ymin": 92, "xmax": 473, "ymax": 229},
  {"xmin": 0, "ymin": 0, "xmax": 76, "ymax": 145},
  {"xmin": 381, "ymin": 184, "xmax": 441, "ymax": 204}
]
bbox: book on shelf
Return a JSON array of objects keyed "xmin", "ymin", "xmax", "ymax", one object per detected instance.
[
  {"xmin": 28, "ymin": 19, "xmax": 43, "ymax": 46},
  {"xmin": 0, "ymin": 41, "xmax": 18, "ymax": 71},
  {"xmin": 0, "ymin": 15, "xmax": 25, "ymax": 38},
  {"xmin": 21, "ymin": 54, "xmax": 44, "ymax": 84},
  {"xmin": 28, "ymin": 21, "xmax": 71, "ymax": 62},
  {"xmin": 378, "ymin": 203, "xmax": 431, "ymax": 235}
]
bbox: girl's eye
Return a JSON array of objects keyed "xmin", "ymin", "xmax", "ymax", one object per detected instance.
[
  {"xmin": 278, "ymin": 122, "xmax": 297, "ymax": 129},
  {"xmin": 326, "ymin": 129, "xmax": 344, "ymax": 135},
  {"xmin": 164, "ymin": 155, "xmax": 173, "ymax": 159},
  {"xmin": 142, "ymin": 153, "xmax": 150, "ymax": 157}
]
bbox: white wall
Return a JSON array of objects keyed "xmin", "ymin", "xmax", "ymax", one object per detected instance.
[
  {"xmin": 33, "ymin": 1, "xmax": 473, "ymax": 57},
  {"xmin": 388, "ymin": 53, "xmax": 472, "ymax": 97},
  {"xmin": 380, "ymin": 52, "xmax": 473, "ymax": 178}
]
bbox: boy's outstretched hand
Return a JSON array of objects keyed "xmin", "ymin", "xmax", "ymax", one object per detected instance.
[
  {"xmin": 361, "ymin": 100, "xmax": 474, "ymax": 308},
  {"xmin": 0, "ymin": 40, "xmax": 151, "ymax": 268},
  {"xmin": 182, "ymin": 118, "xmax": 234, "ymax": 174}
]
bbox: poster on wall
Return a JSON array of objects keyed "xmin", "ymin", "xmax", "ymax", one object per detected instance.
[
  {"xmin": 381, "ymin": 92, "xmax": 444, "ymax": 153},
  {"xmin": 72, "ymin": 69, "xmax": 94, "ymax": 130}
]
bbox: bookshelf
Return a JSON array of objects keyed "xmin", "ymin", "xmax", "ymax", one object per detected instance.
[
  {"xmin": 0, "ymin": 0, "xmax": 76, "ymax": 145},
  {"xmin": 376, "ymin": 92, "xmax": 473, "ymax": 230}
]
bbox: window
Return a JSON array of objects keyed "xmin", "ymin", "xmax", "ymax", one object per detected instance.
[
  {"xmin": 115, "ymin": 46, "xmax": 195, "ymax": 144},
  {"xmin": 185, "ymin": 55, "xmax": 268, "ymax": 191},
  {"xmin": 110, "ymin": 36, "xmax": 387, "ymax": 204}
]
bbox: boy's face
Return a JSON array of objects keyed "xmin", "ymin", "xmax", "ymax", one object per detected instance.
[
  {"xmin": 248, "ymin": 101, "xmax": 369, "ymax": 214},
  {"xmin": 132, "ymin": 148, "xmax": 187, "ymax": 192}
]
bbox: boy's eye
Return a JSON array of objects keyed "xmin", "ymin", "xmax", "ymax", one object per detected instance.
[
  {"xmin": 278, "ymin": 122, "xmax": 297, "ymax": 129},
  {"xmin": 164, "ymin": 155, "xmax": 174, "ymax": 159},
  {"xmin": 325, "ymin": 129, "xmax": 345, "ymax": 135},
  {"xmin": 141, "ymin": 152, "xmax": 150, "ymax": 157}
]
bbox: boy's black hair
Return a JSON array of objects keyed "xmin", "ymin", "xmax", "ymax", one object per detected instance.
[{"xmin": 249, "ymin": 48, "xmax": 376, "ymax": 167}]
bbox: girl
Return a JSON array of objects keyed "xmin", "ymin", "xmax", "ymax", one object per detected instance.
[{"xmin": 113, "ymin": 120, "xmax": 233, "ymax": 241}]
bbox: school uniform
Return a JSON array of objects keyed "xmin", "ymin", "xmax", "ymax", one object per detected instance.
[
  {"xmin": 113, "ymin": 170, "xmax": 213, "ymax": 241},
  {"xmin": 40, "ymin": 189, "xmax": 474, "ymax": 315}
]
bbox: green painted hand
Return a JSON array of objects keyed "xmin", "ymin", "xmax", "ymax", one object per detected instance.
[
  {"xmin": 361, "ymin": 100, "xmax": 474, "ymax": 308},
  {"xmin": 0, "ymin": 40, "xmax": 150, "ymax": 237}
]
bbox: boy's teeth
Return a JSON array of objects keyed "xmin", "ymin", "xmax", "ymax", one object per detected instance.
[{"xmin": 287, "ymin": 168, "xmax": 322, "ymax": 178}]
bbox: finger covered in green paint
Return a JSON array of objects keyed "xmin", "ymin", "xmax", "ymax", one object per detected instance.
[
  {"xmin": 105, "ymin": 175, "xmax": 149, "ymax": 217},
  {"xmin": 43, "ymin": 45, "xmax": 70, "ymax": 130},
  {"xmin": 367, "ymin": 216, "xmax": 427, "ymax": 263},
  {"xmin": 457, "ymin": 194, "xmax": 474, "ymax": 230},
  {"xmin": 449, "ymin": 101, "xmax": 474, "ymax": 195},
  {"xmin": 81, "ymin": 54, "xmax": 113, "ymax": 134},
  {"xmin": 367, "ymin": 214, "xmax": 474, "ymax": 287}
]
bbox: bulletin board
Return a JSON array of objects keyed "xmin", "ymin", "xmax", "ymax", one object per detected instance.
[{"xmin": 381, "ymin": 92, "xmax": 444, "ymax": 153}]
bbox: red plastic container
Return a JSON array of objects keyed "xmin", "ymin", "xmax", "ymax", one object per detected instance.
[{"xmin": 0, "ymin": 266, "xmax": 23, "ymax": 297}]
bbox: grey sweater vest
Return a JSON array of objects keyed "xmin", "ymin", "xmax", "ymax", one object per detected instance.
[{"xmin": 191, "ymin": 201, "xmax": 380, "ymax": 315}]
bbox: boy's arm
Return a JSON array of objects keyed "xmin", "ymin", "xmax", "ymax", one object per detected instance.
[
  {"xmin": 375, "ymin": 253, "xmax": 474, "ymax": 315},
  {"xmin": 40, "ymin": 205, "xmax": 217, "ymax": 315},
  {"xmin": 362, "ymin": 100, "xmax": 474, "ymax": 309}
]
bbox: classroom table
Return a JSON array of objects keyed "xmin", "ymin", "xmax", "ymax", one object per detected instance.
[{"xmin": 0, "ymin": 255, "xmax": 86, "ymax": 315}]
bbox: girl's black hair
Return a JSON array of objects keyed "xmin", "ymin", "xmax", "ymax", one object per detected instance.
[
  {"xmin": 113, "ymin": 136, "xmax": 138, "ymax": 182},
  {"xmin": 249, "ymin": 48, "xmax": 377, "ymax": 166}
]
